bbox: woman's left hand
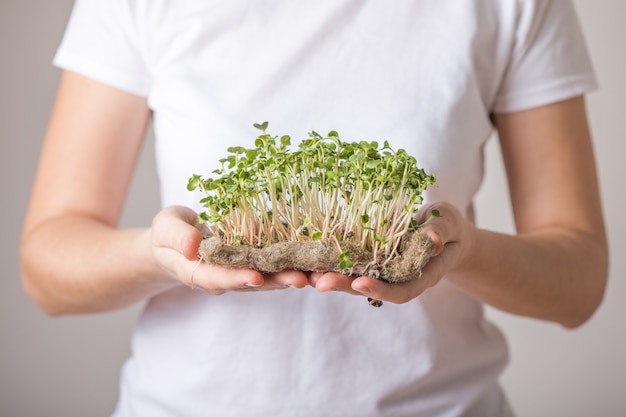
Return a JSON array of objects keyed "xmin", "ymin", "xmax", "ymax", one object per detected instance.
[{"xmin": 308, "ymin": 201, "xmax": 476, "ymax": 304}]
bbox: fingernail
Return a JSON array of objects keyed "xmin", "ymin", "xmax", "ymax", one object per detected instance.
[{"xmin": 245, "ymin": 282, "xmax": 263, "ymax": 288}]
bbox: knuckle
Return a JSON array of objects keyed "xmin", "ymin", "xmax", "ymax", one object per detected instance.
[
  {"xmin": 398, "ymin": 293, "xmax": 413, "ymax": 304},
  {"xmin": 387, "ymin": 290, "xmax": 413, "ymax": 304}
]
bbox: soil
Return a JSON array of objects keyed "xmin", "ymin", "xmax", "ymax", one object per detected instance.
[{"xmin": 198, "ymin": 228, "xmax": 435, "ymax": 283}]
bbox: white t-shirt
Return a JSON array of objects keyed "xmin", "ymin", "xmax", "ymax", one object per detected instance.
[{"xmin": 55, "ymin": 1, "xmax": 596, "ymax": 416}]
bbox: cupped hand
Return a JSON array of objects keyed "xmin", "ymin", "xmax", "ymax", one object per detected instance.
[
  {"xmin": 150, "ymin": 206, "xmax": 309, "ymax": 295},
  {"xmin": 309, "ymin": 202, "xmax": 476, "ymax": 304}
]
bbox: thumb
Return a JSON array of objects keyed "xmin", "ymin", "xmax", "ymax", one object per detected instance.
[
  {"xmin": 152, "ymin": 206, "xmax": 204, "ymax": 261},
  {"xmin": 416, "ymin": 202, "xmax": 461, "ymax": 257}
]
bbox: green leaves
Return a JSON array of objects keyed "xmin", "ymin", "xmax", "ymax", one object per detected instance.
[
  {"xmin": 253, "ymin": 121, "xmax": 269, "ymax": 133},
  {"xmin": 338, "ymin": 250, "xmax": 354, "ymax": 270},
  {"xmin": 187, "ymin": 174, "xmax": 201, "ymax": 191},
  {"xmin": 188, "ymin": 122, "xmax": 437, "ymax": 266}
]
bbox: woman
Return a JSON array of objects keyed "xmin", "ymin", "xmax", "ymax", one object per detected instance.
[{"xmin": 21, "ymin": 1, "xmax": 607, "ymax": 416}]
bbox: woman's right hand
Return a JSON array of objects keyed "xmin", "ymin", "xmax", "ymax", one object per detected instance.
[
  {"xmin": 149, "ymin": 206, "xmax": 309, "ymax": 295},
  {"xmin": 21, "ymin": 72, "xmax": 307, "ymax": 315}
]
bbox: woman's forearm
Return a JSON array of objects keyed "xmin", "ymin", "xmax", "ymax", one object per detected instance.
[
  {"xmin": 448, "ymin": 225, "xmax": 608, "ymax": 328},
  {"xmin": 20, "ymin": 215, "xmax": 176, "ymax": 316}
]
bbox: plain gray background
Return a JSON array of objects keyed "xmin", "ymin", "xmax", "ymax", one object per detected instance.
[{"xmin": 1, "ymin": 1, "xmax": 624, "ymax": 416}]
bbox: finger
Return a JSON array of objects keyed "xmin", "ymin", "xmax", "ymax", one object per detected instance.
[
  {"xmin": 351, "ymin": 241, "xmax": 462, "ymax": 303},
  {"xmin": 233, "ymin": 270, "xmax": 309, "ymax": 292},
  {"xmin": 423, "ymin": 226, "xmax": 445, "ymax": 257},
  {"xmin": 152, "ymin": 206, "xmax": 204, "ymax": 261},
  {"xmin": 185, "ymin": 260, "xmax": 265, "ymax": 291},
  {"xmin": 416, "ymin": 202, "xmax": 461, "ymax": 256},
  {"xmin": 265, "ymin": 270, "xmax": 309, "ymax": 289},
  {"xmin": 184, "ymin": 263, "xmax": 310, "ymax": 292},
  {"xmin": 311, "ymin": 271, "xmax": 361, "ymax": 295},
  {"xmin": 351, "ymin": 276, "xmax": 414, "ymax": 304}
]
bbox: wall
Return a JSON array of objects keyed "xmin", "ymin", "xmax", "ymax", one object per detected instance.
[
  {"xmin": 0, "ymin": 1, "xmax": 157, "ymax": 416},
  {"xmin": 1, "ymin": 1, "xmax": 624, "ymax": 416}
]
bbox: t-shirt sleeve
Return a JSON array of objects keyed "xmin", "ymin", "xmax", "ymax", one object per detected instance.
[
  {"xmin": 493, "ymin": 0, "xmax": 597, "ymax": 113},
  {"xmin": 53, "ymin": 0, "xmax": 150, "ymax": 97}
]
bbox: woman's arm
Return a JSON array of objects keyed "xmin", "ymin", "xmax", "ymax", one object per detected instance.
[
  {"xmin": 472, "ymin": 95, "xmax": 608, "ymax": 327},
  {"xmin": 21, "ymin": 71, "xmax": 307, "ymax": 316},
  {"xmin": 312, "ymin": 96, "xmax": 608, "ymax": 328},
  {"xmin": 20, "ymin": 70, "xmax": 165, "ymax": 315}
]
